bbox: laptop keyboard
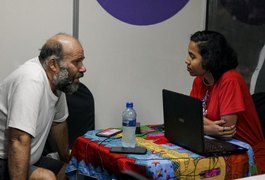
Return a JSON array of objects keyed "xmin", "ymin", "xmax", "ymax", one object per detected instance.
[{"xmin": 204, "ymin": 138, "xmax": 225, "ymax": 152}]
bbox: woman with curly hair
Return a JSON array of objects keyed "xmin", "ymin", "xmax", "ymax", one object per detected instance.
[{"xmin": 185, "ymin": 30, "xmax": 265, "ymax": 174}]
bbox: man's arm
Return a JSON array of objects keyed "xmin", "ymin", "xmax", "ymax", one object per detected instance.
[
  {"xmin": 49, "ymin": 120, "xmax": 70, "ymax": 162},
  {"xmin": 8, "ymin": 128, "xmax": 32, "ymax": 180}
]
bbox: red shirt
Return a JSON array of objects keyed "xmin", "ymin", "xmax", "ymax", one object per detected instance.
[{"xmin": 190, "ymin": 70, "xmax": 264, "ymax": 146}]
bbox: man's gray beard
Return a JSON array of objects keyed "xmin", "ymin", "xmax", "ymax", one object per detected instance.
[{"xmin": 53, "ymin": 68, "xmax": 79, "ymax": 94}]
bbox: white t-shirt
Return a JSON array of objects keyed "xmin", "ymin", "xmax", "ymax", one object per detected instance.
[{"xmin": 0, "ymin": 57, "xmax": 68, "ymax": 164}]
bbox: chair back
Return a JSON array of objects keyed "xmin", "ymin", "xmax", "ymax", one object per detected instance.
[
  {"xmin": 66, "ymin": 82, "xmax": 95, "ymax": 148},
  {"xmin": 252, "ymin": 92, "xmax": 265, "ymax": 137}
]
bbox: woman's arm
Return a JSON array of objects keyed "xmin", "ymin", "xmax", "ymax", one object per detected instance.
[{"xmin": 204, "ymin": 114, "xmax": 237, "ymax": 139}]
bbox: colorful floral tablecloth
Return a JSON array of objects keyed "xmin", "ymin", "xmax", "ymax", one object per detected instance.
[{"xmin": 66, "ymin": 125, "xmax": 256, "ymax": 180}]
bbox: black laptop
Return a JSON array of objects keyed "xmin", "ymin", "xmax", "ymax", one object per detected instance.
[{"xmin": 162, "ymin": 89, "xmax": 248, "ymax": 156}]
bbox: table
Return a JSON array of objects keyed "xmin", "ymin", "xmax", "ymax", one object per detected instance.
[{"xmin": 66, "ymin": 125, "xmax": 256, "ymax": 180}]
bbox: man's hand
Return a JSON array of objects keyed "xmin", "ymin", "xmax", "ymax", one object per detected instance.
[{"xmin": 8, "ymin": 128, "xmax": 32, "ymax": 180}]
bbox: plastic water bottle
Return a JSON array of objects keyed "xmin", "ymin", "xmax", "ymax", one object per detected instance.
[{"xmin": 122, "ymin": 102, "xmax": 137, "ymax": 148}]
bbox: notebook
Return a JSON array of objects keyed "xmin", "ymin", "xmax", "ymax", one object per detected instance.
[{"xmin": 162, "ymin": 89, "xmax": 248, "ymax": 156}]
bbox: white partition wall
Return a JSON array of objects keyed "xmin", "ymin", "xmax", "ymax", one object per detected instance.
[
  {"xmin": 0, "ymin": 0, "xmax": 206, "ymax": 129},
  {"xmin": 0, "ymin": 0, "xmax": 72, "ymax": 80},
  {"xmin": 78, "ymin": 0, "xmax": 206, "ymax": 129}
]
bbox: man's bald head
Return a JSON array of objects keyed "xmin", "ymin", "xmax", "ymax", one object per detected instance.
[
  {"xmin": 38, "ymin": 33, "xmax": 83, "ymax": 67},
  {"xmin": 49, "ymin": 33, "xmax": 82, "ymax": 55}
]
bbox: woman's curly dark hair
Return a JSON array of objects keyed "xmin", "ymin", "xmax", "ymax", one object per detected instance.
[{"xmin": 190, "ymin": 30, "xmax": 238, "ymax": 81}]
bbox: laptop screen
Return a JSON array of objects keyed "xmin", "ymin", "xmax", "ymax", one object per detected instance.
[{"xmin": 162, "ymin": 89, "xmax": 205, "ymax": 154}]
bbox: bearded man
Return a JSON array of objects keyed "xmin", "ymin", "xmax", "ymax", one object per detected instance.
[{"xmin": 0, "ymin": 33, "xmax": 86, "ymax": 180}]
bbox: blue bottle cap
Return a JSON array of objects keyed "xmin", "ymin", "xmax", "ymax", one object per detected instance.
[{"xmin": 126, "ymin": 102, "xmax": 133, "ymax": 108}]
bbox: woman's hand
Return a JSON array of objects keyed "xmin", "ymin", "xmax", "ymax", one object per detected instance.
[{"xmin": 203, "ymin": 116, "xmax": 237, "ymax": 139}]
